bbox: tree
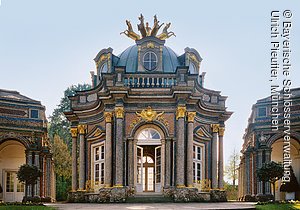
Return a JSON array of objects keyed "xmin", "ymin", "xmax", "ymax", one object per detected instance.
[
  {"xmin": 225, "ymin": 149, "xmax": 240, "ymax": 187},
  {"xmin": 48, "ymin": 83, "xmax": 91, "ymax": 147},
  {"xmin": 48, "ymin": 83, "xmax": 91, "ymax": 200},
  {"xmin": 17, "ymin": 164, "xmax": 42, "ymax": 202},
  {"xmin": 257, "ymin": 161, "xmax": 284, "ymax": 201},
  {"xmin": 280, "ymin": 166, "xmax": 300, "ymax": 193}
]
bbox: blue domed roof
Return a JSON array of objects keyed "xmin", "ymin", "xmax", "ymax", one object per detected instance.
[{"xmin": 117, "ymin": 45, "xmax": 181, "ymax": 73}]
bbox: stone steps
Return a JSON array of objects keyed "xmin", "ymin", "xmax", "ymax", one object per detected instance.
[{"xmin": 126, "ymin": 193, "xmax": 173, "ymax": 203}]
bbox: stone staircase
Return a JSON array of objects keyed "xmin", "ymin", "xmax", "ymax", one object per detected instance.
[{"xmin": 126, "ymin": 192, "xmax": 173, "ymax": 203}]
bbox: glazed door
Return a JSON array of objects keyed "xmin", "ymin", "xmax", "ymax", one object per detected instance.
[
  {"xmin": 136, "ymin": 146, "xmax": 143, "ymax": 192},
  {"xmin": 4, "ymin": 171, "xmax": 24, "ymax": 202},
  {"xmin": 155, "ymin": 146, "xmax": 162, "ymax": 192}
]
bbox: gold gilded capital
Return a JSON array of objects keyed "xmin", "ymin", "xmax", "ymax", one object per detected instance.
[
  {"xmin": 176, "ymin": 106, "xmax": 186, "ymax": 120},
  {"xmin": 187, "ymin": 112, "xmax": 196, "ymax": 123},
  {"xmin": 77, "ymin": 124, "xmax": 87, "ymax": 135},
  {"xmin": 219, "ymin": 127, "xmax": 225, "ymax": 137},
  {"xmin": 115, "ymin": 107, "xmax": 124, "ymax": 119},
  {"xmin": 104, "ymin": 112, "xmax": 113, "ymax": 123},
  {"xmin": 70, "ymin": 127, "xmax": 78, "ymax": 138},
  {"xmin": 211, "ymin": 124, "xmax": 220, "ymax": 133}
]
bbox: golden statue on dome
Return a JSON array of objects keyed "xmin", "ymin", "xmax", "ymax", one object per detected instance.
[{"xmin": 121, "ymin": 14, "xmax": 176, "ymax": 41}]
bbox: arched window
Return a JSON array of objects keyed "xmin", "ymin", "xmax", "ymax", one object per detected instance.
[
  {"xmin": 137, "ymin": 128, "xmax": 161, "ymax": 141},
  {"xmin": 100, "ymin": 63, "xmax": 108, "ymax": 73},
  {"xmin": 143, "ymin": 52, "xmax": 158, "ymax": 71}
]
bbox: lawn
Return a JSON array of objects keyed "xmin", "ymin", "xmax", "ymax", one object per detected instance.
[
  {"xmin": 256, "ymin": 203, "xmax": 300, "ymax": 210},
  {"xmin": 0, "ymin": 206, "xmax": 56, "ymax": 210}
]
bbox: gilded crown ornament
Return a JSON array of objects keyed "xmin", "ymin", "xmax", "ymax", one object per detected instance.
[
  {"xmin": 136, "ymin": 106, "xmax": 164, "ymax": 122},
  {"xmin": 121, "ymin": 14, "xmax": 176, "ymax": 41}
]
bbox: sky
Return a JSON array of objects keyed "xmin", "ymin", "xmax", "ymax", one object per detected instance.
[{"xmin": 0, "ymin": 0, "xmax": 300, "ymax": 178}]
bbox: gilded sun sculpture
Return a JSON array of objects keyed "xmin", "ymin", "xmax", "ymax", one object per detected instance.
[{"xmin": 121, "ymin": 14, "xmax": 176, "ymax": 41}]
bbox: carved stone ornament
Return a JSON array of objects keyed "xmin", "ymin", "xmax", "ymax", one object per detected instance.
[
  {"xmin": 218, "ymin": 127, "xmax": 225, "ymax": 137},
  {"xmin": 136, "ymin": 106, "xmax": 164, "ymax": 122},
  {"xmin": 115, "ymin": 107, "xmax": 124, "ymax": 119},
  {"xmin": 104, "ymin": 112, "xmax": 113, "ymax": 123},
  {"xmin": 211, "ymin": 124, "xmax": 220, "ymax": 133},
  {"xmin": 176, "ymin": 106, "xmax": 186, "ymax": 120},
  {"xmin": 187, "ymin": 112, "xmax": 196, "ymax": 122},
  {"xmin": 70, "ymin": 127, "xmax": 78, "ymax": 138},
  {"xmin": 121, "ymin": 14, "xmax": 175, "ymax": 41},
  {"xmin": 77, "ymin": 124, "xmax": 87, "ymax": 135}
]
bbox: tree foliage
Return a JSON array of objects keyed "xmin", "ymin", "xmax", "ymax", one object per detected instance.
[
  {"xmin": 257, "ymin": 161, "xmax": 284, "ymax": 201},
  {"xmin": 280, "ymin": 166, "xmax": 300, "ymax": 192},
  {"xmin": 48, "ymin": 83, "xmax": 91, "ymax": 200},
  {"xmin": 48, "ymin": 83, "xmax": 91, "ymax": 146},
  {"xmin": 225, "ymin": 149, "xmax": 240, "ymax": 187},
  {"xmin": 52, "ymin": 135, "xmax": 72, "ymax": 179},
  {"xmin": 17, "ymin": 164, "xmax": 42, "ymax": 199}
]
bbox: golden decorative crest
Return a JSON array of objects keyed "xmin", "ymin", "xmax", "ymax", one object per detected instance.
[
  {"xmin": 187, "ymin": 112, "xmax": 196, "ymax": 122},
  {"xmin": 115, "ymin": 107, "xmax": 124, "ymax": 119},
  {"xmin": 70, "ymin": 127, "xmax": 78, "ymax": 137},
  {"xmin": 211, "ymin": 124, "xmax": 220, "ymax": 133},
  {"xmin": 77, "ymin": 124, "xmax": 87, "ymax": 135},
  {"xmin": 136, "ymin": 106, "xmax": 164, "ymax": 122},
  {"xmin": 218, "ymin": 127, "xmax": 225, "ymax": 137},
  {"xmin": 104, "ymin": 112, "xmax": 113, "ymax": 123},
  {"xmin": 176, "ymin": 106, "xmax": 186, "ymax": 120},
  {"xmin": 121, "ymin": 14, "xmax": 176, "ymax": 41},
  {"xmin": 94, "ymin": 128, "xmax": 103, "ymax": 137}
]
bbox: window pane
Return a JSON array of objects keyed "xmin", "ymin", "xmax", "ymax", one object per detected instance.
[
  {"xmin": 95, "ymin": 147, "xmax": 99, "ymax": 161},
  {"xmin": 6, "ymin": 172, "xmax": 14, "ymax": 192},
  {"xmin": 101, "ymin": 146, "xmax": 105, "ymax": 160}
]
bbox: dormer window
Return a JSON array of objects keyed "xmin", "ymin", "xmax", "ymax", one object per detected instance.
[
  {"xmin": 100, "ymin": 63, "xmax": 108, "ymax": 73},
  {"xmin": 143, "ymin": 51, "xmax": 157, "ymax": 71}
]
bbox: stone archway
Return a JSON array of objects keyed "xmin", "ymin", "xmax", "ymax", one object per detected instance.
[
  {"xmin": 0, "ymin": 140, "xmax": 26, "ymax": 202},
  {"xmin": 271, "ymin": 138, "xmax": 300, "ymax": 200}
]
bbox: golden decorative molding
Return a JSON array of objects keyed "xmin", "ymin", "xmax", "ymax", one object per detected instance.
[
  {"xmin": 176, "ymin": 106, "xmax": 186, "ymax": 120},
  {"xmin": 211, "ymin": 124, "xmax": 220, "ymax": 133},
  {"xmin": 147, "ymin": 42, "xmax": 155, "ymax": 48},
  {"xmin": 94, "ymin": 128, "xmax": 103, "ymax": 137},
  {"xmin": 115, "ymin": 107, "xmax": 124, "ymax": 119},
  {"xmin": 77, "ymin": 124, "xmax": 87, "ymax": 135},
  {"xmin": 136, "ymin": 106, "xmax": 164, "ymax": 122},
  {"xmin": 197, "ymin": 129, "xmax": 204, "ymax": 137},
  {"xmin": 218, "ymin": 127, "xmax": 225, "ymax": 137},
  {"xmin": 104, "ymin": 112, "xmax": 113, "ymax": 123},
  {"xmin": 70, "ymin": 127, "xmax": 78, "ymax": 138},
  {"xmin": 121, "ymin": 14, "xmax": 175, "ymax": 41},
  {"xmin": 187, "ymin": 112, "xmax": 196, "ymax": 123}
]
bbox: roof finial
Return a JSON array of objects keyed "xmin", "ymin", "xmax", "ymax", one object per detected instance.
[{"xmin": 121, "ymin": 14, "xmax": 175, "ymax": 41}]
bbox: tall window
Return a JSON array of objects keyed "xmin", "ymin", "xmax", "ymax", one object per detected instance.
[
  {"xmin": 193, "ymin": 145, "xmax": 203, "ymax": 183},
  {"xmin": 94, "ymin": 144, "xmax": 105, "ymax": 185}
]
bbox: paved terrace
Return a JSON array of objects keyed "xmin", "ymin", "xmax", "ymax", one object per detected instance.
[{"xmin": 47, "ymin": 202, "xmax": 256, "ymax": 210}]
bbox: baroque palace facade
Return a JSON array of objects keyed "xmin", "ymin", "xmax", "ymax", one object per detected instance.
[
  {"xmin": 238, "ymin": 88, "xmax": 300, "ymax": 201},
  {"xmin": 65, "ymin": 15, "xmax": 232, "ymax": 202},
  {"xmin": 0, "ymin": 89, "xmax": 55, "ymax": 202}
]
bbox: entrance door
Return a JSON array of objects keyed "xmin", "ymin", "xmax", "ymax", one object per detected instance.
[
  {"xmin": 4, "ymin": 171, "xmax": 24, "ymax": 202},
  {"xmin": 155, "ymin": 146, "xmax": 162, "ymax": 191},
  {"xmin": 136, "ymin": 146, "xmax": 143, "ymax": 192}
]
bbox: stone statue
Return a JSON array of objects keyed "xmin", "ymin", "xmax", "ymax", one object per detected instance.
[
  {"xmin": 145, "ymin": 22, "xmax": 151, "ymax": 36},
  {"xmin": 150, "ymin": 15, "xmax": 164, "ymax": 36},
  {"xmin": 157, "ymin": 23, "xmax": 176, "ymax": 40},
  {"xmin": 120, "ymin": 20, "xmax": 141, "ymax": 41},
  {"xmin": 137, "ymin": 14, "xmax": 147, "ymax": 38}
]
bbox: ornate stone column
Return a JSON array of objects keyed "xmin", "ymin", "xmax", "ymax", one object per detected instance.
[
  {"xmin": 211, "ymin": 124, "xmax": 219, "ymax": 189},
  {"xmin": 26, "ymin": 151, "xmax": 33, "ymax": 196},
  {"xmin": 164, "ymin": 137, "xmax": 172, "ymax": 188},
  {"xmin": 175, "ymin": 105, "xmax": 186, "ymax": 187},
  {"xmin": 257, "ymin": 150, "xmax": 263, "ymax": 194},
  {"xmin": 34, "ymin": 152, "xmax": 40, "ymax": 196},
  {"xmin": 264, "ymin": 149, "xmax": 271, "ymax": 194},
  {"xmin": 218, "ymin": 127, "xmax": 225, "ymax": 189},
  {"xmin": 186, "ymin": 112, "xmax": 196, "ymax": 187},
  {"xmin": 115, "ymin": 106, "xmax": 124, "ymax": 186},
  {"xmin": 127, "ymin": 137, "xmax": 135, "ymax": 187},
  {"xmin": 104, "ymin": 112, "xmax": 113, "ymax": 187},
  {"xmin": 78, "ymin": 124, "xmax": 87, "ymax": 190},
  {"xmin": 70, "ymin": 127, "xmax": 78, "ymax": 191}
]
